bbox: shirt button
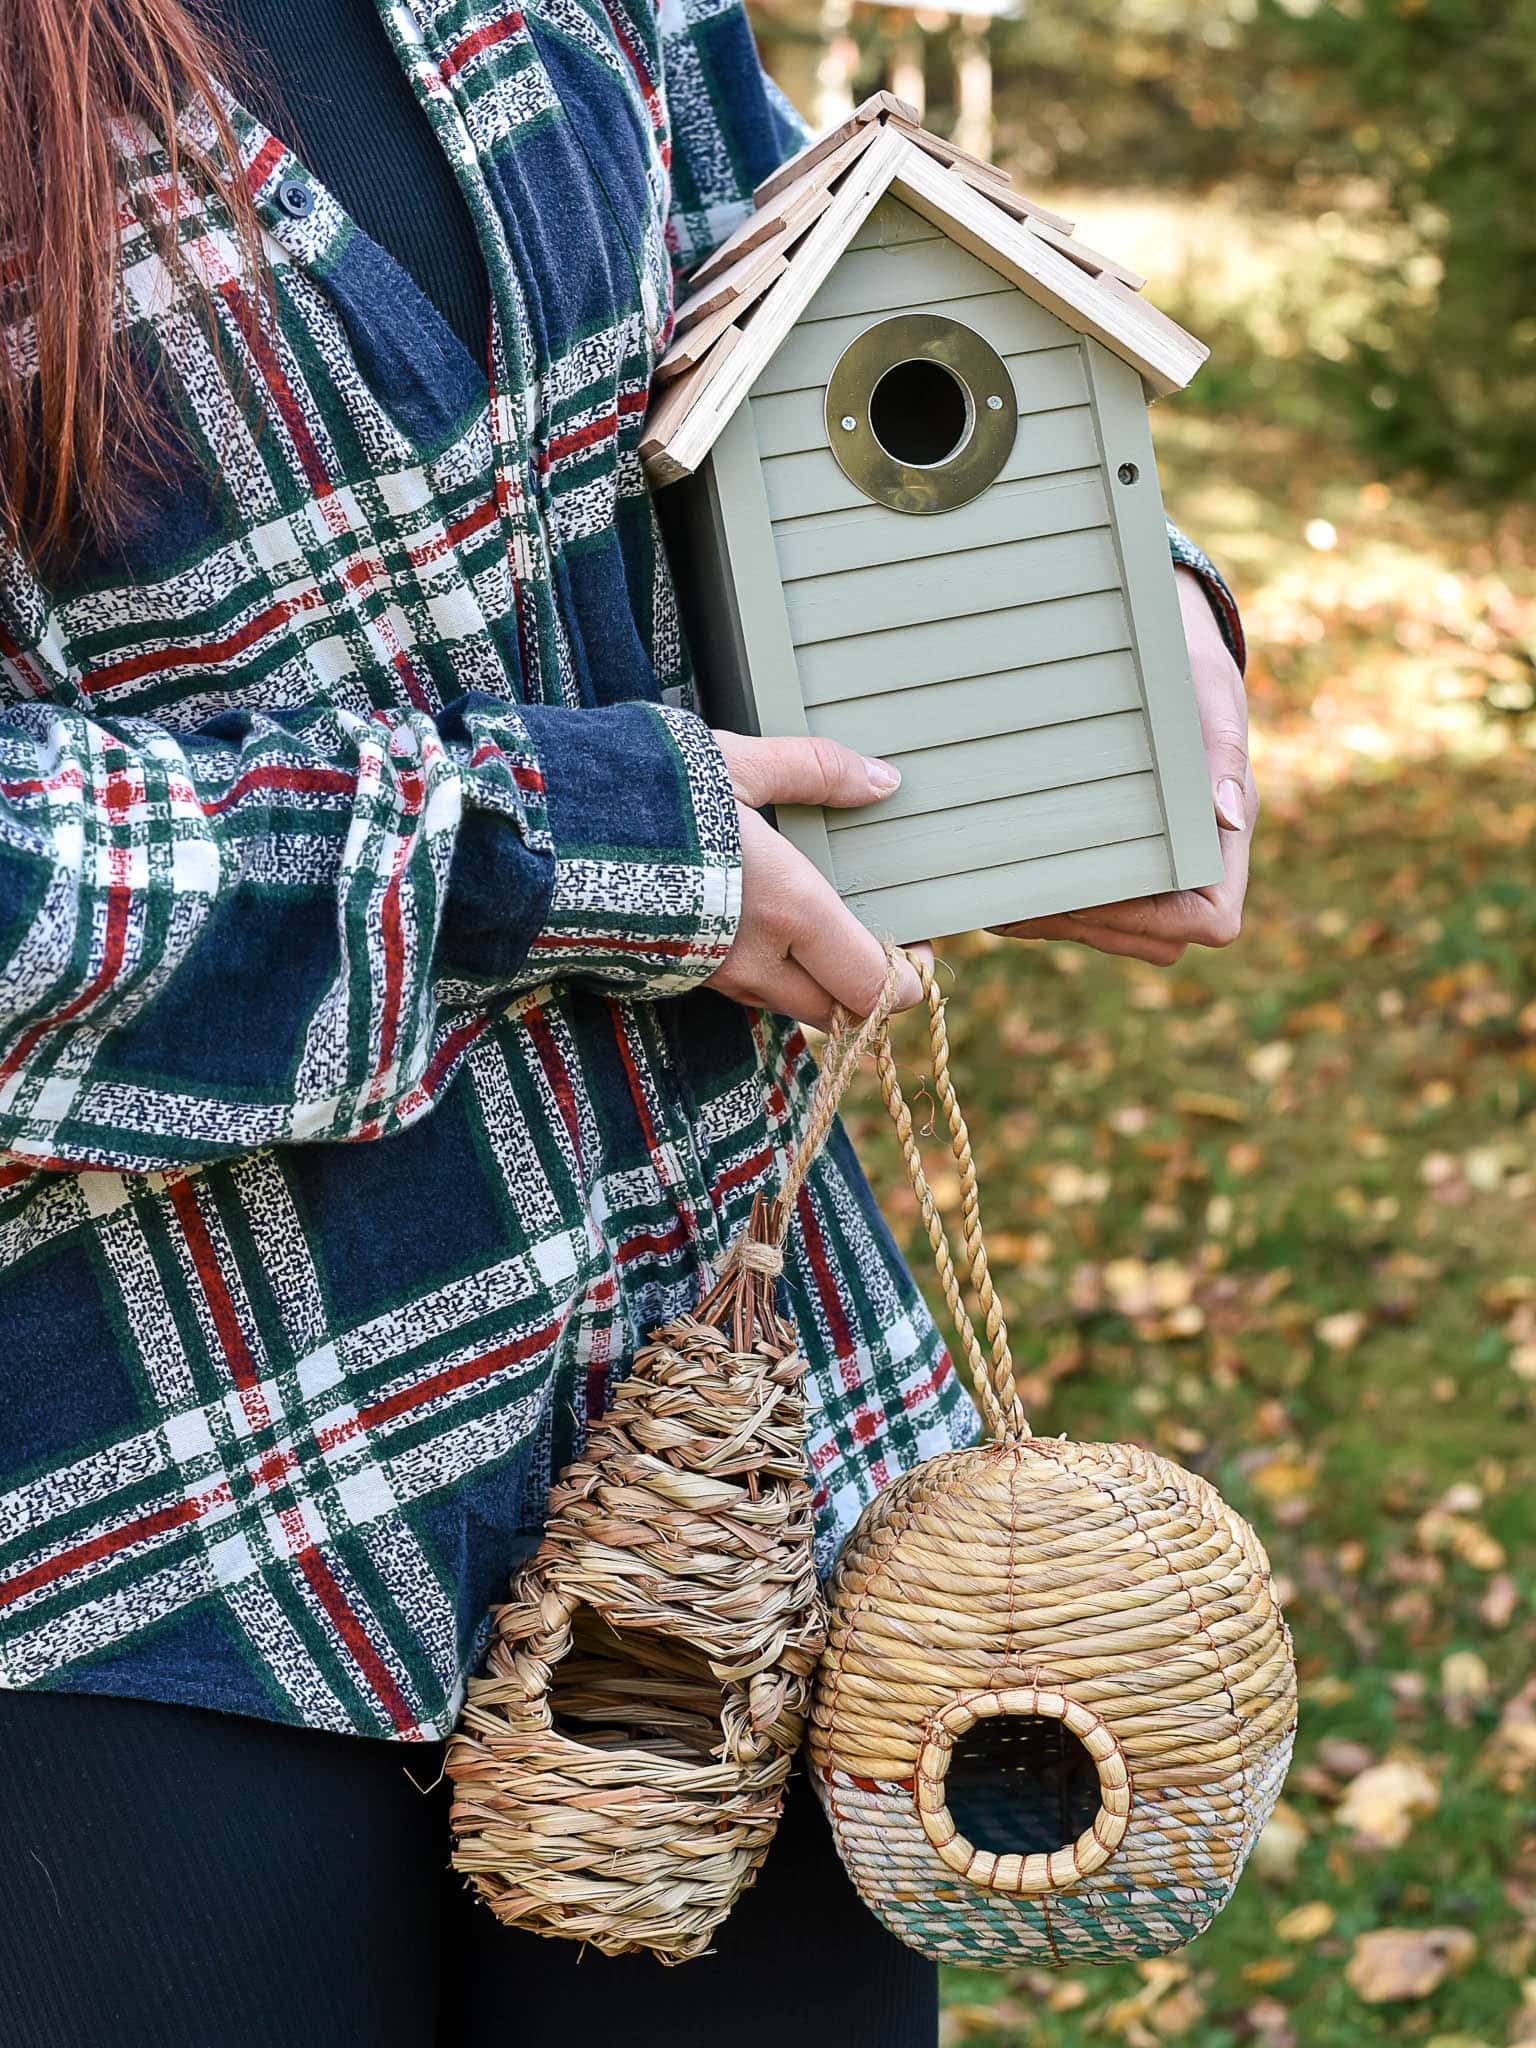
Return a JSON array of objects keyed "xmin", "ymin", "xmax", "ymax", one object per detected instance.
[{"xmin": 276, "ymin": 178, "xmax": 315, "ymax": 220}]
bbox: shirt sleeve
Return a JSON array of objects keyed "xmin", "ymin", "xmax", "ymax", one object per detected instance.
[
  {"xmin": 658, "ymin": 0, "xmax": 810, "ymax": 286},
  {"xmin": 0, "ymin": 612, "xmax": 739, "ymax": 1172},
  {"xmin": 1166, "ymin": 521, "xmax": 1247, "ymax": 673}
]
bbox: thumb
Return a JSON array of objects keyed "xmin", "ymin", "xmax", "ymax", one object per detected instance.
[
  {"xmin": 712, "ymin": 730, "xmax": 901, "ymax": 811},
  {"xmin": 1193, "ymin": 678, "xmax": 1251, "ymax": 834}
]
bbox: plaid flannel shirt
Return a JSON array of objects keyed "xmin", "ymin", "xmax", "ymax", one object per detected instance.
[{"xmin": 0, "ymin": 0, "xmax": 1242, "ymax": 1740}]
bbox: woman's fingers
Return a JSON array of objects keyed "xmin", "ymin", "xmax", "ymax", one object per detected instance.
[
  {"xmin": 790, "ymin": 903, "xmax": 924, "ymax": 1018},
  {"xmin": 992, "ymin": 913, "xmax": 1187, "ymax": 967},
  {"xmin": 709, "ymin": 952, "xmax": 840, "ymax": 1031},
  {"xmin": 1069, "ymin": 765, "xmax": 1257, "ymax": 947},
  {"xmin": 705, "ymin": 807, "xmax": 922, "ymax": 1027},
  {"xmin": 712, "ymin": 730, "xmax": 900, "ymax": 811}
]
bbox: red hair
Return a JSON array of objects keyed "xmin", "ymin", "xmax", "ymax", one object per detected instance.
[{"xmin": 0, "ymin": 0, "xmax": 269, "ymax": 561}]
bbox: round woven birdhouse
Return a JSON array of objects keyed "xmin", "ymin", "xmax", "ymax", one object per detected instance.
[
  {"xmin": 807, "ymin": 962, "xmax": 1297, "ymax": 1968},
  {"xmin": 809, "ymin": 1437, "xmax": 1297, "ymax": 1965},
  {"xmin": 446, "ymin": 1193, "xmax": 827, "ymax": 1964}
]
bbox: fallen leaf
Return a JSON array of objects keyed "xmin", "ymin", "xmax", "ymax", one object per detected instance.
[
  {"xmin": 1316, "ymin": 1736, "xmax": 1375, "ymax": 1778},
  {"xmin": 1336, "ymin": 1758, "xmax": 1439, "ymax": 1847},
  {"xmin": 1252, "ymin": 1800, "xmax": 1308, "ymax": 1882},
  {"xmin": 1345, "ymin": 1927, "xmax": 1476, "ymax": 2003},
  {"xmin": 1441, "ymin": 1649, "xmax": 1492, "ymax": 1716},
  {"xmin": 1276, "ymin": 1899, "xmax": 1335, "ymax": 1941},
  {"xmin": 1242, "ymin": 1958, "xmax": 1295, "ymax": 1986},
  {"xmin": 1482, "ymin": 1680, "xmax": 1536, "ymax": 1789},
  {"xmin": 1047, "ymin": 1980, "xmax": 1089, "ymax": 2013},
  {"xmin": 1173, "ymin": 1089, "xmax": 1249, "ymax": 1123},
  {"xmin": 1317, "ymin": 1308, "xmax": 1368, "ymax": 1351},
  {"xmin": 1246, "ymin": 1997, "xmax": 1296, "ymax": 2046},
  {"xmin": 1250, "ymin": 1455, "xmax": 1317, "ymax": 1502},
  {"xmin": 1248, "ymin": 1041, "xmax": 1295, "ymax": 1084},
  {"xmin": 1480, "ymin": 1573, "xmax": 1520, "ymax": 1629},
  {"xmin": 1417, "ymin": 1508, "xmax": 1507, "ymax": 1572}
]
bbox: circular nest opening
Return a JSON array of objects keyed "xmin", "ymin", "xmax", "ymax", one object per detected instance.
[
  {"xmin": 916, "ymin": 1685, "xmax": 1132, "ymax": 1895},
  {"xmin": 868, "ymin": 357, "xmax": 973, "ymax": 469},
  {"xmin": 945, "ymin": 1712, "xmax": 1103, "ymax": 1861}
]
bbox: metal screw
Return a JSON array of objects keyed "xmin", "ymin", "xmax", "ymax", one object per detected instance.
[
  {"xmin": 840, "ymin": 415, "xmax": 857, "ymax": 432},
  {"xmin": 1117, "ymin": 461, "xmax": 1140, "ymax": 485},
  {"xmin": 986, "ymin": 394, "xmax": 1004, "ymax": 411}
]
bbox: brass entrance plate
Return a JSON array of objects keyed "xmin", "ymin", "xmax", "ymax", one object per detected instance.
[{"xmin": 824, "ymin": 312, "xmax": 1018, "ymax": 515}]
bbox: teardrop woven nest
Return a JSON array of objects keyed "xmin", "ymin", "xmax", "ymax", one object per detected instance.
[
  {"xmin": 445, "ymin": 1190, "xmax": 826, "ymax": 1964},
  {"xmin": 807, "ymin": 962, "xmax": 1299, "ymax": 1967}
]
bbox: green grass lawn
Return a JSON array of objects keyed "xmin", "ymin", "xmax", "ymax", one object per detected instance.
[{"xmin": 836, "ymin": 403, "xmax": 1536, "ymax": 2047}]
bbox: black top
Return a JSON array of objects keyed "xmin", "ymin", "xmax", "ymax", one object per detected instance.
[{"xmin": 222, "ymin": 0, "xmax": 492, "ymax": 360}]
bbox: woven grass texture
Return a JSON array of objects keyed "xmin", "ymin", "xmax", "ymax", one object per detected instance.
[
  {"xmin": 809, "ymin": 958, "xmax": 1298, "ymax": 1968},
  {"xmin": 446, "ymin": 1191, "xmax": 826, "ymax": 1963},
  {"xmin": 809, "ymin": 1437, "xmax": 1297, "ymax": 1964}
]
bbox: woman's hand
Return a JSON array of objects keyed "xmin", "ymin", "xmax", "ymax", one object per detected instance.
[
  {"xmin": 992, "ymin": 568, "xmax": 1258, "ymax": 966},
  {"xmin": 703, "ymin": 732, "xmax": 926, "ymax": 1028}
]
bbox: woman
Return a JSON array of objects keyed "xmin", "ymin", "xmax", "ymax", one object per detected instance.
[{"xmin": 0, "ymin": 1, "xmax": 1256, "ymax": 2041}]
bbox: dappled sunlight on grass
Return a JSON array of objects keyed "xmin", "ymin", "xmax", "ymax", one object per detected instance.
[{"xmin": 1153, "ymin": 409, "xmax": 1536, "ymax": 797}]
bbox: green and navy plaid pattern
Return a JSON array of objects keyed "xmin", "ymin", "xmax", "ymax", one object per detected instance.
[{"xmin": 0, "ymin": 0, "xmax": 1238, "ymax": 1740}]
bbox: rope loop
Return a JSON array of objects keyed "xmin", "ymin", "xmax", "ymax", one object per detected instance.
[
  {"xmin": 767, "ymin": 946, "xmax": 1028, "ymax": 1443},
  {"xmin": 873, "ymin": 952, "xmax": 1027, "ymax": 1442}
]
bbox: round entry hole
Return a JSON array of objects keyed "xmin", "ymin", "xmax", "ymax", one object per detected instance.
[
  {"xmin": 943, "ymin": 1712, "xmax": 1102, "ymax": 1861},
  {"xmin": 868, "ymin": 357, "xmax": 972, "ymax": 468}
]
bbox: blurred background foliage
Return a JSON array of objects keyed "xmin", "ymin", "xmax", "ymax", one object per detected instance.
[{"xmin": 746, "ymin": 6, "xmax": 1536, "ymax": 2042}]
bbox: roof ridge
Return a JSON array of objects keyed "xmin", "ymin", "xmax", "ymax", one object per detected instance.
[{"xmin": 642, "ymin": 99, "xmax": 1207, "ymax": 486}]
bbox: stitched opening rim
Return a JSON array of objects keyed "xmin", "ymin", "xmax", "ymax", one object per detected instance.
[{"xmin": 914, "ymin": 1685, "xmax": 1132, "ymax": 1895}]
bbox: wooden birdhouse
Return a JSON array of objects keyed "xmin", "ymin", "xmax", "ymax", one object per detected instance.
[{"xmin": 644, "ymin": 95, "xmax": 1223, "ymax": 943}]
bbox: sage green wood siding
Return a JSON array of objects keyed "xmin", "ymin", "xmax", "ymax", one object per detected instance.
[
  {"xmin": 665, "ymin": 195, "xmax": 1221, "ymax": 943},
  {"xmin": 734, "ymin": 198, "xmax": 1168, "ymax": 939}
]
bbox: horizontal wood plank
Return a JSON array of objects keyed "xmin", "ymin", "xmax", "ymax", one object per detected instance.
[
  {"xmin": 827, "ymin": 771, "xmax": 1165, "ymax": 893},
  {"xmin": 823, "ymin": 712, "xmax": 1153, "ymax": 830},
  {"xmin": 752, "ymin": 343, "xmax": 1088, "ymax": 459},
  {"xmin": 785, "ymin": 525, "xmax": 1121, "ymax": 647},
  {"xmin": 760, "ymin": 405, "xmax": 1101, "ymax": 520},
  {"xmin": 802, "ymin": 648, "xmax": 1140, "ymax": 752},
  {"xmin": 794, "ymin": 587, "xmax": 1131, "ymax": 703},
  {"xmin": 773, "ymin": 469, "xmax": 1108, "ymax": 583},
  {"xmin": 846, "ymin": 835, "xmax": 1174, "ymax": 944},
  {"xmin": 795, "ymin": 223, "xmax": 1047, "ymax": 327},
  {"xmin": 751, "ymin": 282, "xmax": 1066, "ymax": 397}
]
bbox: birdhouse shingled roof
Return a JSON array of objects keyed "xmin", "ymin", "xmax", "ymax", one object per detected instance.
[{"xmin": 641, "ymin": 93, "xmax": 1208, "ymax": 487}]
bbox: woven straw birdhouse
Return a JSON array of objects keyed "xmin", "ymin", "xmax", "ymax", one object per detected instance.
[
  {"xmin": 446, "ymin": 1193, "xmax": 826, "ymax": 1963},
  {"xmin": 807, "ymin": 966, "xmax": 1297, "ymax": 1967}
]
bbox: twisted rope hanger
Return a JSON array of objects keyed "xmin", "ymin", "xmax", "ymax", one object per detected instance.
[{"xmin": 721, "ymin": 948, "xmax": 1029, "ymax": 1444}]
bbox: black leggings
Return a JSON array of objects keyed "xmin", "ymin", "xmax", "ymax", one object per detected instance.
[{"xmin": 0, "ymin": 1689, "xmax": 936, "ymax": 2048}]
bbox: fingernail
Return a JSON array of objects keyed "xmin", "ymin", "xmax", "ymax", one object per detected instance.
[
  {"xmin": 863, "ymin": 756, "xmax": 901, "ymax": 796},
  {"xmin": 1216, "ymin": 778, "xmax": 1245, "ymax": 830}
]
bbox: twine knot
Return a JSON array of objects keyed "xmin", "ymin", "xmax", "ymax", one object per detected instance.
[{"xmin": 721, "ymin": 1234, "xmax": 785, "ymax": 1280}]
